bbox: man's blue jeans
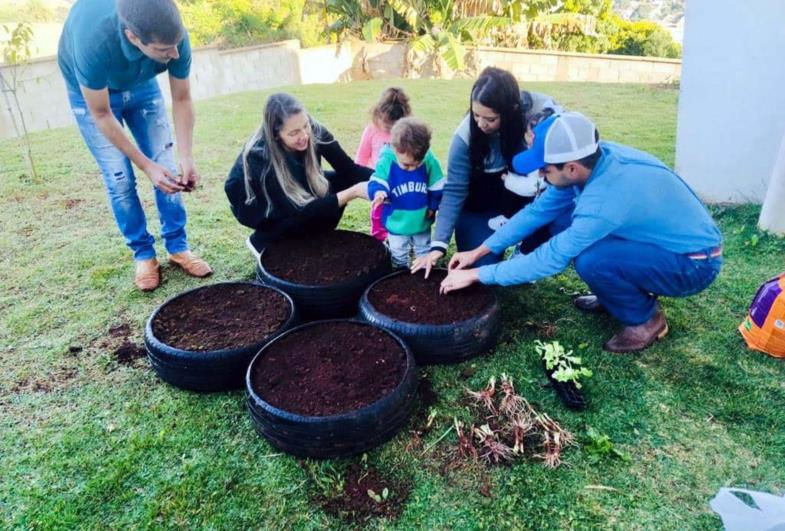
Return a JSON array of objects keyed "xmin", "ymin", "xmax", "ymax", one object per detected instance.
[
  {"xmin": 67, "ymin": 79, "xmax": 188, "ymax": 261},
  {"xmin": 574, "ymin": 237, "xmax": 722, "ymax": 325}
]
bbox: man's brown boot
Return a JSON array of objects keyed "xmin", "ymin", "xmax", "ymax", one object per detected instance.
[
  {"xmin": 168, "ymin": 251, "xmax": 213, "ymax": 278},
  {"xmin": 135, "ymin": 258, "xmax": 160, "ymax": 292},
  {"xmin": 603, "ymin": 309, "xmax": 669, "ymax": 354},
  {"xmin": 574, "ymin": 294, "xmax": 606, "ymax": 314}
]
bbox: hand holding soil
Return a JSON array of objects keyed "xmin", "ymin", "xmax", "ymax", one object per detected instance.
[
  {"xmin": 144, "ymin": 160, "xmax": 184, "ymax": 194},
  {"xmin": 179, "ymin": 159, "xmax": 200, "ymax": 191}
]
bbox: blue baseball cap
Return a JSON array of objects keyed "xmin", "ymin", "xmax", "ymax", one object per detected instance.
[{"xmin": 512, "ymin": 112, "xmax": 598, "ymax": 174}]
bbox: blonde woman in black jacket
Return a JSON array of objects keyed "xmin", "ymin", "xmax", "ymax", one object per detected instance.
[{"xmin": 225, "ymin": 93, "xmax": 371, "ymax": 258}]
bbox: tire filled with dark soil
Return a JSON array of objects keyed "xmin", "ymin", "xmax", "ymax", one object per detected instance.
[
  {"xmin": 359, "ymin": 269, "xmax": 501, "ymax": 365},
  {"xmin": 145, "ymin": 282, "xmax": 297, "ymax": 392},
  {"xmin": 256, "ymin": 230, "xmax": 392, "ymax": 320},
  {"xmin": 246, "ymin": 320, "xmax": 417, "ymax": 458}
]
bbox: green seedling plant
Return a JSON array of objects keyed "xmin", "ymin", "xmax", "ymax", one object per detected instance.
[
  {"xmin": 367, "ymin": 487, "xmax": 389, "ymax": 503},
  {"xmin": 535, "ymin": 340, "xmax": 593, "ymax": 389},
  {"xmin": 584, "ymin": 426, "xmax": 631, "ymax": 463}
]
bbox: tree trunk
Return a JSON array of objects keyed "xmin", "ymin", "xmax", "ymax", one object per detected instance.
[
  {"xmin": 759, "ymin": 129, "xmax": 785, "ymax": 234},
  {"xmin": 0, "ymin": 68, "xmax": 38, "ymax": 181}
]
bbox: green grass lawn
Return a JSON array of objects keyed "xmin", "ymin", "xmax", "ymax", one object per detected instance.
[{"xmin": 2, "ymin": 80, "xmax": 785, "ymax": 530}]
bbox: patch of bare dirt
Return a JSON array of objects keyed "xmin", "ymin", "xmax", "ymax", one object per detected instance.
[
  {"xmin": 10, "ymin": 367, "xmax": 78, "ymax": 395},
  {"xmin": 315, "ymin": 463, "xmax": 410, "ymax": 525},
  {"xmin": 63, "ymin": 198, "xmax": 84, "ymax": 210},
  {"xmin": 95, "ymin": 322, "xmax": 147, "ymax": 367}
]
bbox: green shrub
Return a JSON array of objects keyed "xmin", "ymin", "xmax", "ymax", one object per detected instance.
[
  {"xmin": 605, "ymin": 15, "xmax": 681, "ymax": 58},
  {"xmin": 178, "ymin": 0, "xmax": 325, "ymax": 48},
  {"xmin": 0, "ymin": 0, "xmax": 56, "ymax": 23}
]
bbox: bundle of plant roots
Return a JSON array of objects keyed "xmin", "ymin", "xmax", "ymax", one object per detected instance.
[{"xmin": 455, "ymin": 374, "xmax": 573, "ymax": 467}]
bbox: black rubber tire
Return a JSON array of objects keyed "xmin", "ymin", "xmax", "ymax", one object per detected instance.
[
  {"xmin": 246, "ymin": 319, "xmax": 418, "ymax": 458},
  {"xmin": 255, "ymin": 230, "xmax": 392, "ymax": 320},
  {"xmin": 544, "ymin": 363, "xmax": 587, "ymax": 411},
  {"xmin": 357, "ymin": 269, "xmax": 502, "ymax": 365},
  {"xmin": 144, "ymin": 282, "xmax": 298, "ymax": 392}
]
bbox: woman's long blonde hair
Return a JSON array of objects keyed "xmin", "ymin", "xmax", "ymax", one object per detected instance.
[{"xmin": 242, "ymin": 93, "xmax": 330, "ymax": 215}]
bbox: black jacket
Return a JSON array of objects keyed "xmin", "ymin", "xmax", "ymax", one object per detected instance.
[{"xmin": 225, "ymin": 126, "xmax": 372, "ymax": 250}]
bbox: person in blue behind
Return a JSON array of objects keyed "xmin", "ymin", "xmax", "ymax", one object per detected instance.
[
  {"xmin": 368, "ymin": 117, "xmax": 445, "ymax": 268},
  {"xmin": 439, "ymin": 112, "xmax": 723, "ymax": 353},
  {"xmin": 58, "ymin": 0, "xmax": 211, "ymax": 291}
]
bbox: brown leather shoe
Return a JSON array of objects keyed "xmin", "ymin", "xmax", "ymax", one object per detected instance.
[
  {"xmin": 135, "ymin": 258, "xmax": 160, "ymax": 292},
  {"xmin": 168, "ymin": 251, "xmax": 213, "ymax": 278},
  {"xmin": 574, "ymin": 294, "xmax": 606, "ymax": 313},
  {"xmin": 603, "ymin": 310, "xmax": 669, "ymax": 354}
]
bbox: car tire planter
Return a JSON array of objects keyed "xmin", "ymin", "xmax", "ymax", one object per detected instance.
[
  {"xmin": 255, "ymin": 230, "xmax": 392, "ymax": 320},
  {"xmin": 144, "ymin": 282, "xmax": 297, "ymax": 392},
  {"xmin": 358, "ymin": 270, "xmax": 502, "ymax": 365},
  {"xmin": 246, "ymin": 320, "xmax": 418, "ymax": 458}
]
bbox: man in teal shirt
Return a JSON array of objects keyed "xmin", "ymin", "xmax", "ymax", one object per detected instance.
[
  {"xmin": 440, "ymin": 112, "xmax": 722, "ymax": 353},
  {"xmin": 58, "ymin": 0, "xmax": 211, "ymax": 291}
]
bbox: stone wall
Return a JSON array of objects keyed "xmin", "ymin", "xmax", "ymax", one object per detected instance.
[{"xmin": 0, "ymin": 40, "xmax": 680, "ymax": 140}]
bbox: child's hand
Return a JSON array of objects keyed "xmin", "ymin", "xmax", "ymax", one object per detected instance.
[{"xmin": 372, "ymin": 191, "xmax": 388, "ymax": 208}]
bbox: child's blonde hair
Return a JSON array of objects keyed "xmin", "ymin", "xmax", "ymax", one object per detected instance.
[
  {"xmin": 371, "ymin": 87, "xmax": 412, "ymax": 130},
  {"xmin": 391, "ymin": 117, "xmax": 431, "ymax": 162}
]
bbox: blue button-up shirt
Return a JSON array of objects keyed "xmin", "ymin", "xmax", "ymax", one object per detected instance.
[
  {"xmin": 477, "ymin": 141, "xmax": 723, "ymax": 286},
  {"xmin": 57, "ymin": 0, "xmax": 191, "ymax": 92}
]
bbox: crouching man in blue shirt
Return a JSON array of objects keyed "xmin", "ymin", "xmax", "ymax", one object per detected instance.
[
  {"xmin": 58, "ymin": 0, "xmax": 212, "ymax": 291},
  {"xmin": 440, "ymin": 112, "xmax": 723, "ymax": 353}
]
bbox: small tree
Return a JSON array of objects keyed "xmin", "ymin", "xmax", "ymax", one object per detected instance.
[{"xmin": 1, "ymin": 22, "xmax": 39, "ymax": 181}]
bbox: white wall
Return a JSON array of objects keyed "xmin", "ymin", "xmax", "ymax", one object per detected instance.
[
  {"xmin": 675, "ymin": 0, "xmax": 785, "ymax": 203},
  {"xmin": 1, "ymin": 40, "xmax": 683, "ymax": 141}
]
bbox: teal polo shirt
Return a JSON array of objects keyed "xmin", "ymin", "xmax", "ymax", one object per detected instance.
[{"xmin": 57, "ymin": 0, "xmax": 191, "ymax": 93}]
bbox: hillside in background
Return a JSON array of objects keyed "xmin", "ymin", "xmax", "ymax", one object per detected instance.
[{"xmin": 614, "ymin": 0, "xmax": 685, "ymax": 41}]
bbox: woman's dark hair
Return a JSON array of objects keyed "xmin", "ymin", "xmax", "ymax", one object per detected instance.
[
  {"xmin": 469, "ymin": 67, "xmax": 524, "ymax": 173},
  {"xmin": 527, "ymin": 108, "xmax": 556, "ymax": 130}
]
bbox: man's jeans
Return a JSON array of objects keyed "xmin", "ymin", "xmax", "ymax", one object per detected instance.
[
  {"xmin": 67, "ymin": 79, "xmax": 188, "ymax": 261},
  {"xmin": 574, "ymin": 237, "xmax": 722, "ymax": 326}
]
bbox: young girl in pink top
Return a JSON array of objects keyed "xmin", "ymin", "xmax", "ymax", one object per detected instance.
[{"xmin": 355, "ymin": 87, "xmax": 412, "ymax": 241}]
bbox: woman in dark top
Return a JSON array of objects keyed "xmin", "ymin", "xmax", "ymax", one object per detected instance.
[
  {"xmin": 225, "ymin": 93, "xmax": 371, "ymax": 258},
  {"xmin": 412, "ymin": 67, "xmax": 561, "ymax": 276}
]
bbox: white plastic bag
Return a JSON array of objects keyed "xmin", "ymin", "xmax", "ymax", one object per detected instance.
[{"xmin": 710, "ymin": 487, "xmax": 785, "ymax": 531}]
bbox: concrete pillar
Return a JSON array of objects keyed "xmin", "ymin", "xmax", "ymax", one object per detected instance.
[{"xmin": 759, "ymin": 130, "xmax": 785, "ymax": 234}]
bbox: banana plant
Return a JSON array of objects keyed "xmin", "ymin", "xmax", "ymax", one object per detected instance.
[{"xmin": 389, "ymin": 0, "xmax": 506, "ymax": 72}]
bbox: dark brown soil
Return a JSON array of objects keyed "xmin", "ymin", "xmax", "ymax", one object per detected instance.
[
  {"xmin": 114, "ymin": 342, "xmax": 146, "ymax": 364},
  {"xmin": 152, "ymin": 284, "xmax": 291, "ymax": 351},
  {"xmin": 319, "ymin": 464, "xmax": 409, "ymax": 523},
  {"xmin": 251, "ymin": 321, "xmax": 406, "ymax": 416},
  {"xmin": 367, "ymin": 270, "xmax": 494, "ymax": 324},
  {"xmin": 262, "ymin": 230, "xmax": 387, "ymax": 285},
  {"xmin": 417, "ymin": 376, "xmax": 437, "ymax": 409},
  {"xmin": 109, "ymin": 323, "xmax": 131, "ymax": 339}
]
